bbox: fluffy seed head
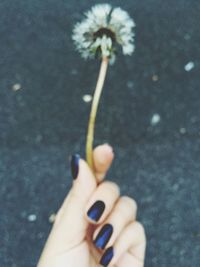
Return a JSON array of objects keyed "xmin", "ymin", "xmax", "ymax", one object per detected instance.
[{"xmin": 72, "ymin": 4, "xmax": 135, "ymax": 63}]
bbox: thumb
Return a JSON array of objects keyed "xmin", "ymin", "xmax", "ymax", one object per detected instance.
[
  {"xmin": 53, "ymin": 157, "xmax": 96, "ymax": 250},
  {"xmin": 37, "ymin": 157, "xmax": 96, "ymax": 266}
]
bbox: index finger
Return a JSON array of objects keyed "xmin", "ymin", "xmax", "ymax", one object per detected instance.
[{"xmin": 93, "ymin": 144, "xmax": 114, "ymax": 183}]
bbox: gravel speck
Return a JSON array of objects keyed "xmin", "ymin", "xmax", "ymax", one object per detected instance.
[
  {"xmin": 184, "ymin": 33, "xmax": 191, "ymax": 40},
  {"xmin": 126, "ymin": 80, "xmax": 134, "ymax": 88},
  {"xmin": 28, "ymin": 214, "xmax": 37, "ymax": 222},
  {"xmin": 49, "ymin": 213, "xmax": 56, "ymax": 223},
  {"xmin": 152, "ymin": 74, "xmax": 159, "ymax": 81},
  {"xmin": 180, "ymin": 128, "xmax": 186, "ymax": 134},
  {"xmin": 12, "ymin": 83, "xmax": 21, "ymax": 91},
  {"xmin": 71, "ymin": 69, "xmax": 78, "ymax": 75},
  {"xmin": 184, "ymin": 62, "xmax": 194, "ymax": 72},
  {"xmin": 82, "ymin": 94, "xmax": 92, "ymax": 102},
  {"xmin": 151, "ymin": 114, "xmax": 161, "ymax": 126}
]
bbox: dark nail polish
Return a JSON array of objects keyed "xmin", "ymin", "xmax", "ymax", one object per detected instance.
[
  {"xmin": 71, "ymin": 154, "xmax": 80, "ymax": 179},
  {"xmin": 87, "ymin": 200, "xmax": 105, "ymax": 222},
  {"xmin": 94, "ymin": 224, "xmax": 113, "ymax": 249},
  {"xmin": 100, "ymin": 247, "xmax": 114, "ymax": 267}
]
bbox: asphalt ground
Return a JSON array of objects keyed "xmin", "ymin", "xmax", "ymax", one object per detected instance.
[{"xmin": 0, "ymin": 1, "xmax": 200, "ymax": 266}]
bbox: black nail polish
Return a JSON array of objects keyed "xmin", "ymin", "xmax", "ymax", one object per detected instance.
[
  {"xmin": 94, "ymin": 224, "xmax": 113, "ymax": 249},
  {"xmin": 100, "ymin": 247, "xmax": 114, "ymax": 267},
  {"xmin": 71, "ymin": 154, "xmax": 80, "ymax": 179},
  {"xmin": 87, "ymin": 200, "xmax": 105, "ymax": 222}
]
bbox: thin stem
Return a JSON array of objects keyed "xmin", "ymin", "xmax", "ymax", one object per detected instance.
[{"xmin": 86, "ymin": 57, "xmax": 109, "ymax": 169}]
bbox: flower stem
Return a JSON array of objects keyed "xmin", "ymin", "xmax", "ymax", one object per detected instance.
[{"xmin": 86, "ymin": 57, "xmax": 109, "ymax": 169}]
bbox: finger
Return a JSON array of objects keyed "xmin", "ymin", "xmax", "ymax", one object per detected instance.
[
  {"xmin": 104, "ymin": 221, "xmax": 146, "ymax": 267},
  {"xmin": 43, "ymin": 157, "xmax": 97, "ymax": 255},
  {"xmin": 93, "ymin": 144, "xmax": 114, "ymax": 183},
  {"xmin": 93, "ymin": 196, "xmax": 137, "ymax": 250},
  {"xmin": 85, "ymin": 181, "xmax": 120, "ymax": 224}
]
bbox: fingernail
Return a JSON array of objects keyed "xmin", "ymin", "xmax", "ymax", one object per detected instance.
[
  {"xmin": 87, "ymin": 200, "xmax": 105, "ymax": 222},
  {"xmin": 94, "ymin": 224, "xmax": 113, "ymax": 249},
  {"xmin": 100, "ymin": 247, "xmax": 114, "ymax": 267},
  {"xmin": 71, "ymin": 154, "xmax": 80, "ymax": 180}
]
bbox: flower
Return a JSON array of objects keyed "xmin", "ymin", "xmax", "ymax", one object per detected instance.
[{"xmin": 72, "ymin": 4, "xmax": 135, "ymax": 63}]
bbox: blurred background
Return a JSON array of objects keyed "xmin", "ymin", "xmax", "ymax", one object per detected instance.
[{"xmin": 0, "ymin": 0, "xmax": 200, "ymax": 266}]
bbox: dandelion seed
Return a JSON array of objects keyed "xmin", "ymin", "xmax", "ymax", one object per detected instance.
[{"xmin": 72, "ymin": 4, "xmax": 135, "ymax": 63}]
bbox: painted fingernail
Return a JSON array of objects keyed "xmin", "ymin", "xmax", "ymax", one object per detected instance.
[
  {"xmin": 87, "ymin": 200, "xmax": 105, "ymax": 222},
  {"xmin": 94, "ymin": 224, "xmax": 113, "ymax": 249},
  {"xmin": 71, "ymin": 154, "xmax": 80, "ymax": 180},
  {"xmin": 100, "ymin": 247, "xmax": 114, "ymax": 267}
]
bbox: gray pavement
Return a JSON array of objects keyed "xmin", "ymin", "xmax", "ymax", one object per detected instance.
[{"xmin": 0, "ymin": 1, "xmax": 200, "ymax": 266}]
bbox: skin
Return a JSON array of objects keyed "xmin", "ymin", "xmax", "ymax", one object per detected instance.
[{"xmin": 37, "ymin": 144, "xmax": 146, "ymax": 267}]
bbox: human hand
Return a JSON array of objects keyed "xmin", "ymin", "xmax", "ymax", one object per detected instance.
[{"xmin": 37, "ymin": 144, "xmax": 146, "ymax": 267}]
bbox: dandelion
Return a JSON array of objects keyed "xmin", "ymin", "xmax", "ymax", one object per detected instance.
[
  {"xmin": 72, "ymin": 4, "xmax": 135, "ymax": 169},
  {"xmin": 72, "ymin": 3, "xmax": 135, "ymax": 63}
]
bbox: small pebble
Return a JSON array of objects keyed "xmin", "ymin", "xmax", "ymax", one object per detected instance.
[
  {"xmin": 12, "ymin": 83, "xmax": 21, "ymax": 91},
  {"xmin": 151, "ymin": 114, "xmax": 161, "ymax": 126},
  {"xmin": 28, "ymin": 214, "xmax": 37, "ymax": 222},
  {"xmin": 180, "ymin": 128, "xmax": 186, "ymax": 134},
  {"xmin": 184, "ymin": 62, "xmax": 194, "ymax": 72},
  {"xmin": 49, "ymin": 213, "xmax": 56, "ymax": 223},
  {"xmin": 82, "ymin": 94, "xmax": 92, "ymax": 103},
  {"xmin": 152, "ymin": 75, "xmax": 159, "ymax": 81}
]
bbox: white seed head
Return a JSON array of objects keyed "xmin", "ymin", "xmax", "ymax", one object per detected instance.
[{"xmin": 72, "ymin": 4, "xmax": 135, "ymax": 63}]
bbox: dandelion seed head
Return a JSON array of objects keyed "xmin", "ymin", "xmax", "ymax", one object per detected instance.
[{"xmin": 72, "ymin": 4, "xmax": 135, "ymax": 63}]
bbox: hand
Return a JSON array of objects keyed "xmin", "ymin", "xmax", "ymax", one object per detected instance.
[{"xmin": 37, "ymin": 144, "xmax": 146, "ymax": 267}]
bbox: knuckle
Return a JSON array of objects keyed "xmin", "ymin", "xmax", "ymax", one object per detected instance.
[
  {"xmin": 116, "ymin": 197, "xmax": 137, "ymax": 218},
  {"xmin": 103, "ymin": 181, "xmax": 120, "ymax": 196},
  {"xmin": 121, "ymin": 196, "xmax": 138, "ymax": 212},
  {"xmin": 135, "ymin": 221, "xmax": 146, "ymax": 239}
]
